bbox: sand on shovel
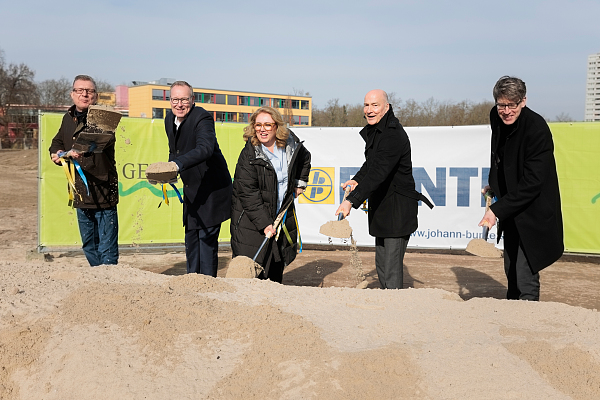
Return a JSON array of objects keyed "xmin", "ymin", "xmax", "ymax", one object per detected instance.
[
  {"xmin": 465, "ymin": 239, "xmax": 503, "ymax": 258},
  {"xmin": 319, "ymin": 218, "xmax": 353, "ymax": 239},
  {"xmin": 87, "ymin": 105, "xmax": 122, "ymax": 132},
  {"xmin": 320, "ymin": 186, "xmax": 353, "ymax": 239},
  {"xmin": 145, "ymin": 162, "xmax": 178, "ymax": 184},
  {"xmin": 225, "ymin": 256, "xmax": 264, "ymax": 278}
]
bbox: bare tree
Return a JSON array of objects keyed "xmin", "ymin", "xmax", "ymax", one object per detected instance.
[
  {"xmin": 283, "ymin": 95, "xmax": 294, "ymax": 126},
  {"xmin": 292, "ymin": 88, "xmax": 309, "ymax": 97},
  {"xmin": 396, "ymin": 99, "xmax": 422, "ymax": 127},
  {"xmin": 554, "ymin": 112, "xmax": 573, "ymax": 122},
  {"xmin": 95, "ymin": 79, "xmax": 114, "ymax": 93},
  {"xmin": 465, "ymin": 100, "xmax": 494, "ymax": 125},
  {"xmin": 313, "ymin": 95, "xmax": 496, "ymax": 128},
  {"xmin": 37, "ymin": 77, "xmax": 71, "ymax": 106},
  {"xmin": 0, "ymin": 49, "xmax": 39, "ymax": 148}
]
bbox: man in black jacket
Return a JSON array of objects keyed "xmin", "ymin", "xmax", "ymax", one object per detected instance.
[
  {"xmin": 49, "ymin": 75, "xmax": 119, "ymax": 266},
  {"xmin": 164, "ymin": 81, "xmax": 232, "ymax": 276},
  {"xmin": 336, "ymin": 89, "xmax": 432, "ymax": 289},
  {"xmin": 479, "ymin": 76, "xmax": 563, "ymax": 301}
]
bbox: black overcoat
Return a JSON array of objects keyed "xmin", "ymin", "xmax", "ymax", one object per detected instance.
[
  {"xmin": 165, "ymin": 105, "xmax": 232, "ymax": 229},
  {"xmin": 346, "ymin": 107, "xmax": 430, "ymax": 238},
  {"xmin": 230, "ymin": 131, "xmax": 311, "ymax": 266},
  {"xmin": 488, "ymin": 106, "xmax": 564, "ymax": 273}
]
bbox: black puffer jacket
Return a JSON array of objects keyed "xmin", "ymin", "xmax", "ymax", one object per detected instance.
[
  {"xmin": 230, "ymin": 131, "xmax": 311, "ymax": 266},
  {"xmin": 49, "ymin": 105, "xmax": 118, "ymax": 209}
]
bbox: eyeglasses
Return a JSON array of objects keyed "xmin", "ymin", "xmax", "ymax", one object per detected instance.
[
  {"xmin": 72, "ymin": 88, "xmax": 96, "ymax": 95},
  {"xmin": 254, "ymin": 122, "xmax": 276, "ymax": 131},
  {"xmin": 170, "ymin": 97, "xmax": 191, "ymax": 105},
  {"xmin": 496, "ymin": 100, "xmax": 522, "ymax": 110}
]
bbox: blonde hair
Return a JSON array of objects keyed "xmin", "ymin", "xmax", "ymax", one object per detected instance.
[{"xmin": 243, "ymin": 107, "xmax": 289, "ymax": 148}]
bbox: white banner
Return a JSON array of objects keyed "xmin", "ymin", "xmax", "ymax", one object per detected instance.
[{"xmin": 292, "ymin": 125, "xmax": 503, "ymax": 250}]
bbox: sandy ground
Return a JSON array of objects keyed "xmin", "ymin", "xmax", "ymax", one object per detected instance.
[{"xmin": 1, "ymin": 149, "xmax": 600, "ymax": 400}]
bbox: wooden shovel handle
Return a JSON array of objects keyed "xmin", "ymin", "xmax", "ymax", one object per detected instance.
[
  {"xmin": 482, "ymin": 192, "xmax": 493, "ymax": 228},
  {"xmin": 342, "ymin": 185, "xmax": 352, "ymax": 202}
]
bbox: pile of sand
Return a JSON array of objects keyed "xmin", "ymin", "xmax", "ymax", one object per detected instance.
[
  {"xmin": 1, "ymin": 259, "xmax": 599, "ymax": 400},
  {"xmin": 2, "ymin": 149, "xmax": 600, "ymax": 399},
  {"xmin": 225, "ymin": 256, "xmax": 263, "ymax": 278}
]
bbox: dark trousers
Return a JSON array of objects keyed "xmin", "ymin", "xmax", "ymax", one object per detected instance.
[
  {"xmin": 184, "ymin": 225, "xmax": 221, "ymax": 276},
  {"xmin": 375, "ymin": 236, "xmax": 409, "ymax": 289},
  {"xmin": 259, "ymin": 252, "xmax": 284, "ymax": 283},
  {"xmin": 503, "ymin": 221, "xmax": 540, "ymax": 301},
  {"xmin": 76, "ymin": 206, "xmax": 119, "ymax": 266}
]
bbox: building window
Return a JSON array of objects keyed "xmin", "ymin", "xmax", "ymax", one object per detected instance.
[
  {"xmin": 194, "ymin": 93, "xmax": 215, "ymax": 103},
  {"xmin": 301, "ymin": 100, "xmax": 310, "ymax": 110},
  {"xmin": 259, "ymin": 98, "xmax": 270, "ymax": 107},
  {"xmin": 152, "ymin": 89, "xmax": 169, "ymax": 101},
  {"xmin": 299, "ymin": 116, "xmax": 309, "ymax": 125},
  {"xmin": 292, "ymin": 115, "xmax": 300, "ymax": 125},
  {"xmin": 291, "ymin": 100, "xmax": 300, "ymax": 109},
  {"xmin": 215, "ymin": 94, "xmax": 226, "ymax": 104},
  {"xmin": 239, "ymin": 96, "xmax": 248, "ymax": 106},
  {"xmin": 227, "ymin": 95, "xmax": 238, "ymax": 105},
  {"xmin": 215, "ymin": 111, "xmax": 238, "ymax": 122},
  {"xmin": 239, "ymin": 113, "xmax": 251, "ymax": 123},
  {"xmin": 152, "ymin": 108, "xmax": 164, "ymax": 119}
]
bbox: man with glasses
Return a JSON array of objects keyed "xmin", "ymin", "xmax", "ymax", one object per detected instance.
[
  {"xmin": 164, "ymin": 81, "xmax": 232, "ymax": 276},
  {"xmin": 479, "ymin": 76, "xmax": 563, "ymax": 301},
  {"xmin": 49, "ymin": 75, "xmax": 119, "ymax": 266}
]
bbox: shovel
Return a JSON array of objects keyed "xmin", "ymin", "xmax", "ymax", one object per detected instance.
[
  {"xmin": 225, "ymin": 201, "xmax": 293, "ymax": 279},
  {"xmin": 319, "ymin": 185, "xmax": 353, "ymax": 239},
  {"xmin": 252, "ymin": 200, "xmax": 293, "ymax": 262},
  {"xmin": 465, "ymin": 192, "xmax": 502, "ymax": 258}
]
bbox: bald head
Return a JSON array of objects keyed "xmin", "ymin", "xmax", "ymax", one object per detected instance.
[{"xmin": 364, "ymin": 89, "xmax": 390, "ymax": 125}]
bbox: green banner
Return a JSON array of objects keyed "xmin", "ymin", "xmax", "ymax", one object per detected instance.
[
  {"xmin": 39, "ymin": 113, "xmax": 245, "ymax": 248},
  {"xmin": 550, "ymin": 122, "xmax": 600, "ymax": 254},
  {"xmin": 39, "ymin": 114, "xmax": 600, "ymax": 254}
]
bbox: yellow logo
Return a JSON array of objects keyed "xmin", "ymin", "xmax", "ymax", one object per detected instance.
[{"xmin": 299, "ymin": 168, "xmax": 334, "ymax": 204}]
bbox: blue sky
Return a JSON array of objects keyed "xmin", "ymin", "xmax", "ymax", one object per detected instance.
[{"xmin": 1, "ymin": 0, "xmax": 598, "ymax": 120}]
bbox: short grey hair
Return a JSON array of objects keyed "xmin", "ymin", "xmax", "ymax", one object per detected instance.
[
  {"xmin": 170, "ymin": 80, "xmax": 193, "ymax": 98},
  {"xmin": 493, "ymin": 76, "xmax": 526, "ymax": 102},
  {"xmin": 73, "ymin": 75, "xmax": 97, "ymax": 89}
]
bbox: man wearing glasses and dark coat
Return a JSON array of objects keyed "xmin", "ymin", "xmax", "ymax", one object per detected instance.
[
  {"xmin": 479, "ymin": 76, "xmax": 563, "ymax": 301},
  {"xmin": 49, "ymin": 75, "xmax": 119, "ymax": 267},
  {"xmin": 164, "ymin": 81, "xmax": 232, "ymax": 276}
]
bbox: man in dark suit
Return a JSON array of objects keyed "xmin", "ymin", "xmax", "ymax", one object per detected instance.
[
  {"xmin": 165, "ymin": 81, "xmax": 232, "ymax": 276},
  {"xmin": 479, "ymin": 76, "xmax": 563, "ymax": 301},
  {"xmin": 336, "ymin": 89, "xmax": 432, "ymax": 289}
]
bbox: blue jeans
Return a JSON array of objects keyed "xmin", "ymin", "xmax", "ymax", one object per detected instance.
[{"xmin": 76, "ymin": 206, "xmax": 119, "ymax": 266}]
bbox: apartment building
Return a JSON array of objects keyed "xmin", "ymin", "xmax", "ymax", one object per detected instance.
[
  {"xmin": 128, "ymin": 78, "xmax": 312, "ymax": 126},
  {"xmin": 585, "ymin": 52, "xmax": 600, "ymax": 121}
]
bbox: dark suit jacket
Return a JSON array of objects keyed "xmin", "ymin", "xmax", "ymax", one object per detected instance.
[
  {"xmin": 488, "ymin": 106, "xmax": 564, "ymax": 272},
  {"xmin": 345, "ymin": 106, "xmax": 427, "ymax": 238},
  {"xmin": 165, "ymin": 105, "xmax": 232, "ymax": 229}
]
